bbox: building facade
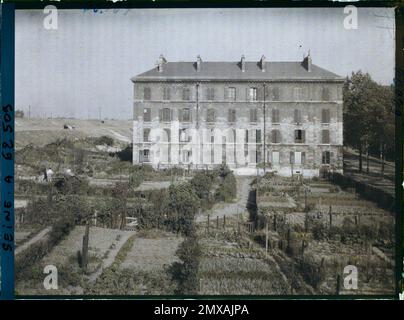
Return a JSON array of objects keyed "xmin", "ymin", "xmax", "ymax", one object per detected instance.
[{"xmin": 131, "ymin": 54, "xmax": 344, "ymax": 177}]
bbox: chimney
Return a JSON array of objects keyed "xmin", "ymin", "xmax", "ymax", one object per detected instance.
[
  {"xmin": 196, "ymin": 55, "xmax": 202, "ymax": 72},
  {"xmin": 260, "ymin": 55, "xmax": 266, "ymax": 72},
  {"xmin": 157, "ymin": 54, "xmax": 166, "ymax": 72},
  {"xmin": 302, "ymin": 50, "xmax": 312, "ymax": 72},
  {"xmin": 241, "ymin": 55, "xmax": 246, "ymax": 72}
]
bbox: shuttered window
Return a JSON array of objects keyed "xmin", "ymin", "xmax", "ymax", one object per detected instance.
[
  {"xmin": 294, "ymin": 109, "xmax": 302, "ymax": 123},
  {"xmin": 294, "ymin": 130, "xmax": 305, "ymax": 143},
  {"xmin": 322, "ymin": 109, "xmax": 330, "ymax": 123},
  {"xmin": 250, "ymin": 108, "xmax": 258, "ymax": 123},
  {"xmin": 271, "ymin": 130, "xmax": 281, "ymax": 143},
  {"xmin": 143, "ymin": 108, "xmax": 151, "ymax": 122},
  {"xmin": 160, "ymin": 108, "xmax": 172, "ymax": 122},
  {"xmin": 182, "ymin": 88, "xmax": 191, "ymax": 100},
  {"xmin": 272, "ymin": 109, "xmax": 280, "ymax": 123},
  {"xmin": 144, "ymin": 87, "xmax": 151, "ymax": 100},
  {"xmin": 180, "ymin": 108, "xmax": 191, "ymax": 122},
  {"xmin": 228, "ymin": 109, "xmax": 236, "ymax": 123},
  {"xmin": 206, "ymin": 109, "xmax": 216, "ymax": 123},
  {"xmin": 322, "ymin": 130, "xmax": 330, "ymax": 144},
  {"xmin": 206, "ymin": 88, "xmax": 215, "ymax": 100}
]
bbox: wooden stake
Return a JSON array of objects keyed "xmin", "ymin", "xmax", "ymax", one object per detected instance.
[{"xmin": 265, "ymin": 220, "xmax": 268, "ymax": 255}]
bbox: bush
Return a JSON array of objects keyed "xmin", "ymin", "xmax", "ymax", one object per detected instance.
[
  {"xmin": 297, "ymin": 256, "xmax": 325, "ymax": 289},
  {"xmin": 94, "ymin": 135, "xmax": 114, "ymax": 146},
  {"xmin": 215, "ymin": 173, "xmax": 237, "ymax": 202},
  {"xmin": 190, "ymin": 171, "xmax": 215, "ymax": 201},
  {"xmin": 169, "ymin": 235, "xmax": 201, "ymax": 295}
]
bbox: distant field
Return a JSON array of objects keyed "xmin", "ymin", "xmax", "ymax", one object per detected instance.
[{"xmin": 16, "ymin": 118, "xmax": 132, "ymax": 149}]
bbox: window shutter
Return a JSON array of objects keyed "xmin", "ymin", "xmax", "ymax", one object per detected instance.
[
  {"xmin": 246, "ymin": 88, "xmax": 249, "ymax": 101},
  {"xmin": 302, "ymin": 130, "xmax": 306, "ymax": 143},
  {"xmin": 170, "ymin": 109, "xmax": 173, "ymax": 121},
  {"xmin": 159, "ymin": 109, "xmax": 162, "ymax": 122},
  {"xmin": 290, "ymin": 152, "xmax": 294, "ymax": 164},
  {"xmin": 302, "ymin": 152, "xmax": 306, "ymax": 164}
]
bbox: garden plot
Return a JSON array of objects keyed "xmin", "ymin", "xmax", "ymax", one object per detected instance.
[
  {"xmin": 253, "ymin": 175, "xmax": 395, "ymax": 295},
  {"xmin": 41, "ymin": 226, "xmax": 135, "ymax": 272},
  {"xmin": 198, "ymin": 238, "xmax": 289, "ymax": 295},
  {"xmin": 302, "ymin": 241, "xmax": 395, "ymax": 295},
  {"xmin": 15, "ymin": 226, "xmax": 135, "ymax": 295},
  {"xmin": 120, "ymin": 231, "xmax": 183, "ymax": 272}
]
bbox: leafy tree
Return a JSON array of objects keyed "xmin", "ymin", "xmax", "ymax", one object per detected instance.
[
  {"xmin": 343, "ymin": 71, "xmax": 394, "ymax": 172},
  {"xmin": 167, "ymin": 183, "xmax": 199, "ymax": 236},
  {"xmin": 169, "ymin": 235, "xmax": 201, "ymax": 295}
]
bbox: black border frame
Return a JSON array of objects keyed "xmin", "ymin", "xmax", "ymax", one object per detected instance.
[{"xmin": 1, "ymin": 0, "xmax": 402, "ymax": 301}]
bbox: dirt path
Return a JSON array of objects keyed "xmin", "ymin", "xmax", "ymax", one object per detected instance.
[
  {"xmin": 87, "ymin": 230, "xmax": 135, "ymax": 283},
  {"xmin": 15, "ymin": 227, "xmax": 51, "ymax": 255},
  {"xmin": 195, "ymin": 177, "xmax": 252, "ymax": 223}
]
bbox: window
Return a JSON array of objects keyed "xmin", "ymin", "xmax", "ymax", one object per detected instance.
[
  {"xmin": 245, "ymin": 130, "xmax": 249, "ymax": 143},
  {"xmin": 206, "ymin": 88, "xmax": 215, "ymax": 100},
  {"xmin": 322, "ymin": 151, "xmax": 331, "ymax": 164},
  {"xmin": 272, "ymin": 109, "xmax": 280, "ymax": 123},
  {"xmin": 163, "ymin": 87, "xmax": 171, "ymax": 100},
  {"xmin": 142, "ymin": 149, "xmax": 150, "ymax": 162},
  {"xmin": 228, "ymin": 109, "xmax": 236, "ymax": 123},
  {"xmin": 293, "ymin": 87, "xmax": 302, "ymax": 100},
  {"xmin": 227, "ymin": 87, "xmax": 236, "ymax": 100},
  {"xmin": 322, "ymin": 109, "xmax": 330, "ymax": 123},
  {"xmin": 294, "ymin": 109, "xmax": 302, "ymax": 124},
  {"xmin": 160, "ymin": 108, "xmax": 172, "ymax": 122},
  {"xmin": 143, "ymin": 128, "xmax": 150, "ymax": 142},
  {"xmin": 182, "ymin": 88, "xmax": 191, "ymax": 101},
  {"xmin": 180, "ymin": 108, "xmax": 191, "ymax": 123},
  {"xmin": 290, "ymin": 152, "xmax": 295, "ymax": 164},
  {"xmin": 181, "ymin": 150, "xmax": 192, "ymax": 163},
  {"xmin": 290, "ymin": 152, "xmax": 305, "ymax": 165},
  {"xmin": 250, "ymin": 108, "xmax": 258, "ymax": 123},
  {"xmin": 294, "ymin": 129, "xmax": 305, "ymax": 143},
  {"xmin": 143, "ymin": 108, "xmax": 151, "ymax": 122},
  {"xmin": 164, "ymin": 128, "xmax": 171, "ymax": 143},
  {"xmin": 256, "ymin": 130, "xmax": 262, "ymax": 143},
  {"xmin": 322, "ymin": 87, "xmax": 330, "ymax": 101},
  {"xmin": 271, "ymin": 130, "xmax": 281, "ymax": 143},
  {"xmin": 322, "ymin": 130, "xmax": 330, "ymax": 144},
  {"xmin": 144, "ymin": 87, "xmax": 151, "ymax": 100},
  {"xmin": 249, "ymin": 88, "xmax": 257, "ymax": 101},
  {"xmin": 206, "ymin": 109, "xmax": 216, "ymax": 123},
  {"xmin": 179, "ymin": 129, "xmax": 190, "ymax": 142},
  {"xmin": 272, "ymin": 87, "xmax": 280, "ymax": 101},
  {"xmin": 272, "ymin": 151, "xmax": 280, "ymax": 164}
]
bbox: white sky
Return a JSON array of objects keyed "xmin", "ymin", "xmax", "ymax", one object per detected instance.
[{"xmin": 15, "ymin": 7, "xmax": 395, "ymax": 119}]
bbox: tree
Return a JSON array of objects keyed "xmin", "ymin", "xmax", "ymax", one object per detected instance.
[
  {"xmin": 343, "ymin": 71, "xmax": 394, "ymax": 173},
  {"xmin": 167, "ymin": 183, "xmax": 199, "ymax": 236}
]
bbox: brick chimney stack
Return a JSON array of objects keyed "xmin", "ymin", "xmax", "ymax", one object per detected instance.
[
  {"xmin": 157, "ymin": 54, "xmax": 167, "ymax": 72},
  {"xmin": 260, "ymin": 55, "xmax": 266, "ymax": 72},
  {"xmin": 196, "ymin": 55, "xmax": 202, "ymax": 72},
  {"xmin": 241, "ymin": 55, "xmax": 246, "ymax": 72},
  {"xmin": 302, "ymin": 50, "xmax": 312, "ymax": 72}
]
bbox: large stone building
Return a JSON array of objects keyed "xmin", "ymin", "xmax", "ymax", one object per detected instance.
[{"xmin": 131, "ymin": 54, "xmax": 344, "ymax": 177}]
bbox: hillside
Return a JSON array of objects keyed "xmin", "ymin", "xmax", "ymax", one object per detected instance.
[{"xmin": 16, "ymin": 118, "xmax": 133, "ymax": 149}]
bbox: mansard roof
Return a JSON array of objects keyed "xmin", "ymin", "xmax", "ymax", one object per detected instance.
[{"xmin": 132, "ymin": 61, "xmax": 343, "ymax": 82}]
